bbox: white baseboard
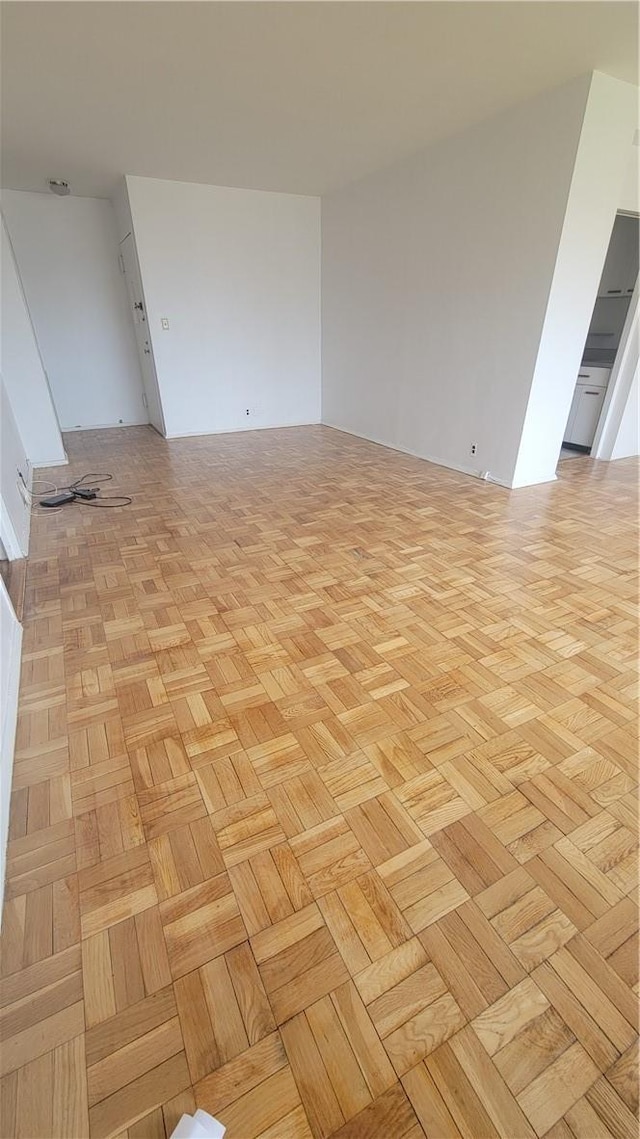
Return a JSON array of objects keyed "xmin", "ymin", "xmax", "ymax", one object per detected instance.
[
  {"xmin": 33, "ymin": 454, "xmax": 69, "ymax": 469},
  {"xmin": 321, "ymin": 421, "xmax": 515, "ymax": 488},
  {"xmin": 164, "ymin": 419, "xmax": 321, "ymax": 440},
  {"xmin": 62, "ymin": 419, "xmax": 148, "ymax": 433},
  {"xmin": 510, "ymin": 471, "xmax": 558, "ymax": 488}
]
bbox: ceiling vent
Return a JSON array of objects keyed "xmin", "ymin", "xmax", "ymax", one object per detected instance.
[{"xmin": 48, "ymin": 179, "xmax": 70, "ymax": 195}]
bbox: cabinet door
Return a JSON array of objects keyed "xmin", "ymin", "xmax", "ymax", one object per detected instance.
[
  {"xmin": 598, "ymin": 215, "xmax": 639, "ymax": 298},
  {"xmin": 569, "ymin": 387, "xmax": 606, "ymax": 447},
  {"xmin": 576, "ymin": 367, "xmax": 611, "ymax": 387}
]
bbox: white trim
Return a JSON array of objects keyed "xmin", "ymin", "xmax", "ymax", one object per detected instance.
[
  {"xmin": 321, "ymin": 421, "xmax": 516, "ymax": 489},
  {"xmin": 164, "ymin": 419, "xmax": 321, "ymax": 441},
  {"xmin": 0, "ymin": 496, "xmax": 25, "ymax": 559},
  {"xmin": 591, "ymin": 278, "xmax": 639, "ymax": 460},
  {"xmin": 0, "ymin": 578, "xmax": 22, "ymax": 919},
  {"xmin": 510, "ymin": 471, "xmax": 558, "ymax": 488},
  {"xmin": 62, "ymin": 420, "xmax": 148, "ymax": 433},
  {"xmin": 32, "ymin": 455, "xmax": 69, "ymax": 469},
  {"xmin": 119, "ymin": 223, "xmax": 167, "ymax": 437}
]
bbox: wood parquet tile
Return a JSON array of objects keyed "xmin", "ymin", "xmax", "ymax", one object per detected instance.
[{"xmin": 0, "ymin": 424, "xmax": 638, "ymax": 1138}]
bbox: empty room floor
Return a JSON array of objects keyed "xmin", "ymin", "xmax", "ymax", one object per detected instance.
[{"xmin": 0, "ymin": 424, "xmax": 637, "ymax": 1139}]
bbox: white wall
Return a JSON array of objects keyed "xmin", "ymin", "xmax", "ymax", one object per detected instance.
[
  {"xmin": 322, "ymin": 76, "xmax": 597, "ymax": 487},
  {"xmin": 512, "ymin": 73, "xmax": 638, "ymax": 487},
  {"xmin": 1, "ymin": 378, "xmax": 31, "ymax": 557},
  {"xmin": 321, "ymin": 74, "xmax": 633, "ymax": 485},
  {"xmin": 619, "ymin": 145, "xmax": 639, "ymax": 213},
  {"xmin": 1, "ymin": 214, "xmax": 66, "ymax": 467},
  {"xmin": 0, "ymin": 575, "xmax": 22, "ymax": 918},
  {"xmin": 111, "ymin": 179, "xmax": 166, "ymax": 435},
  {"xmin": 125, "ymin": 175, "xmax": 321, "ymax": 437},
  {"xmin": 2, "ymin": 191, "xmax": 146, "ymax": 430}
]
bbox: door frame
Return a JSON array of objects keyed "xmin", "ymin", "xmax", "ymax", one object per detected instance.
[
  {"xmin": 557, "ymin": 208, "xmax": 639, "ymax": 466},
  {"xmin": 119, "ymin": 231, "xmax": 166, "ymax": 437},
  {"xmin": 592, "ymin": 271, "xmax": 639, "ymax": 460}
]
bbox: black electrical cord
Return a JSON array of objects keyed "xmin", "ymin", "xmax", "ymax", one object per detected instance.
[
  {"xmin": 65, "ymin": 473, "xmax": 113, "ymax": 489},
  {"xmin": 69, "ymin": 473, "xmax": 131, "ymax": 504},
  {"xmin": 38, "ymin": 471, "xmax": 132, "ymax": 509},
  {"xmin": 77, "ymin": 496, "xmax": 132, "ymax": 508}
]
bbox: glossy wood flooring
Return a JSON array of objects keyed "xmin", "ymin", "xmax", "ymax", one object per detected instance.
[{"xmin": 1, "ymin": 425, "xmax": 637, "ymax": 1139}]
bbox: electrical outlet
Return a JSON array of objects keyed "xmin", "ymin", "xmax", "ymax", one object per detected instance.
[{"xmin": 470, "ymin": 443, "xmax": 477, "ymax": 456}]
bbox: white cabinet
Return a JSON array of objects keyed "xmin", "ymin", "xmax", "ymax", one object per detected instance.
[
  {"xmin": 566, "ymin": 387, "xmax": 606, "ymax": 447},
  {"xmin": 597, "ymin": 215, "xmax": 639, "ymax": 299},
  {"xmin": 564, "ymin": 370, "xmax": 610, "ymax": 448},
  {"xmin": 575, "ymin": 366, "xmax": 610, "ymax": 386}
]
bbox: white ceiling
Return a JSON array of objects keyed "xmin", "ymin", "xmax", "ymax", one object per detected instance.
[{"xmin": 2, "ymin": 2, "xmax": 638, "ymax": 200}]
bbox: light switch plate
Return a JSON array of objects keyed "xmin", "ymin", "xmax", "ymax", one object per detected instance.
[{"xmin": 161, "ymin": 317, "xmax": 170, "ymax": 330}]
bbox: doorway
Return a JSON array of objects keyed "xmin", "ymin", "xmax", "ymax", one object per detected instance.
[
  {"xmin": 558, "ymin": 212, "xmax": 639, "ymax": 467},
  {"xmin": 119, "ymin": 233, "xmax": 165, "ymax": 435}
]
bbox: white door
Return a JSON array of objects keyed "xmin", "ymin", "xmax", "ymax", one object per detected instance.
[{"xmin": 120, "ymin": 233, "xmax": 165, "ymax": 435}]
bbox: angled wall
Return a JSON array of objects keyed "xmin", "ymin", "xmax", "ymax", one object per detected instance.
[
  {"xmin": 1, "ymin": 378, "xmax": 30, "ymax": 557},
  {"xmin": 512, "ymin": 73, "xmax": 637, "ymax": 487},
  {"xmin": 2, "ymin": 191, "xmax": 146, "ymax": 431},
  {"xmin": 1, "ymin": 214, "xmax": 66, "ymax": 468},
  {"xmin": 322, "ymin": 73, "xmax": 636, "ymax": 488}
]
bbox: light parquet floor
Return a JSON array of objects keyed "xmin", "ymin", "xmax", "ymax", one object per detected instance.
[{"xmin": 0, "ymin": 424, "xmax": 638, "ymax": 1139}]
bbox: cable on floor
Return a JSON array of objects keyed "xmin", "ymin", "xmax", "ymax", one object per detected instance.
[{"xmin": 35, "ymin": 471, "xmax": 132, "ymax": 510}]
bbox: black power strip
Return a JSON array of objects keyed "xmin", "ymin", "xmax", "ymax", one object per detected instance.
[
  {"xmin": 39, "ymin": 472, "xmax": 132, "ymax": 510},
  {"xmin": 40, "ymin": 491, "xmax": 76, "ymax": 507},
  {"xmin": 40, "ymin": 488, "xmax": 97, "ymax": 507}
]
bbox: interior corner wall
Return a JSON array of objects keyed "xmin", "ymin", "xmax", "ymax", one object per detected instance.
[
  {"xmin": 112, "ymin": 177, "xmax": 134, "ymax": 245},
  {"xmin": 321, "ymin": 76, "xmax": 598, "ymax": 486},
  {"xmin": 1, "ymin": 214, "xmax": 66, "ymax": 468},
  {"xmin": 124, "ymin": 175, "xmax": 321, "ymax": 438},
  {"xmin": 512, "ymin": 73, "xmax": 638, "ymax": 488},
  {"xmin": 1, "ymin": 190, "xmax": 146, "ymax": 431}
]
